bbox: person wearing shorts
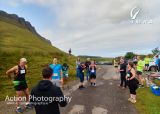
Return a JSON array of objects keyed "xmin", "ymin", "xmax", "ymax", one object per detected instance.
[
  {"xmin": 144, "ymin": 55, "xmax": 150, "ymax": 71},
  {"xmin": 62, "ymin": 63, "xmax": 69, "ymax": 78},
  {"xmin": 136, "ymin": 56, "xmax": 145, "ymax": 87},
  {"xmin": 89, "ymin": 61, "xmax": 97, "ymax": 86},
  {"xmin": 50, "ymin": 58, "xmax": 63, "ymax": 87},
  {"xmin": 127, "ymin": 62, "xmax": 139, "ymax": 104},
  {"xmin": 62, "ymin": 63, "xmax": 69, "ymax": 84},
  {"xmin": 78, "ymin": 62, "xmax": 86, "ymax": 89},
  {"xmin": 6, "ymin": 58, "xmax": 32, "ymax": 113}
]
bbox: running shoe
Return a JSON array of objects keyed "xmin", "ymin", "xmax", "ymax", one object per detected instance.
[
  {"xmin": 128, "ymin": 98, "xmax": 132, "ymax": 102},
  {"xmin": 130, "ymin": 99, "xmax": 137, "ymax": 103},
  {"xmin": 93, "ymin": 83, "xmax": 96, "ymax": 87},
  {"xmin": 16, "ymin": 107, "xmax": 23, "ymax": 113},
  {"xmin": 79, "ymin": 86, "xmax": 85, "ymax": 90},
  {"xmin": 25, "ymin": 103, "xmax": 33, "ymax": 109},
  {"xmin": 139, "ymin": 84, "xmax": 144, "ymax": 88}
]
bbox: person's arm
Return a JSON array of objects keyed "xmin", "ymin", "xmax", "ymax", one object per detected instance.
[
  {"xmin": 56, "ymin": 87, "xmax": 67, "ymax": 107},
  {"xmin": 60, "ymin": 65, "xmax": 63, "ymax": 82},
  {"xmin": 60, "ymin": 69, "xmax": 63, "ymax": 83},
  {"xmin": 6, "ymin": 66, "xmax": 17, "ymax": 79},
  {"xmin": 130, "ymin": 69, "xmax": 136, "ymax": 80}
]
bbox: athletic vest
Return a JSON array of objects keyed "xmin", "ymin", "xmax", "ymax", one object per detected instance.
[
  {"xmin": 90, "ymin": 65, "xmax": 96, "ymax": 73},
  {"xmin": 14, "ymin": 65, "xmax": 26, "ymax": 81},
  {"xmin": 127, "ymin": 69, "xmax": 133, "ymax": 78}
]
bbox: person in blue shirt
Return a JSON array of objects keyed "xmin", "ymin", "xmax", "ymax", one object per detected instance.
[
  {"xmin": 154, "ymin": 54, "xmax": 159, "ymax": 72},
  {"xmin": 78, "ymin": 62, "xmax": 86, "ymax": 89},
  {"xmin": 50, "ymin": 58, "xmax": 63, "ymax": 87}
]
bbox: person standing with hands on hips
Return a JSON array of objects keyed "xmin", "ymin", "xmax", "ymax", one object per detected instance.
[
  {"xmin": 50, "ymin": 58, "xmax": 63, "ymax": 87},
  {"xmin": 6, "ymin": 58, "xmax": 32, "ymax": 113}
]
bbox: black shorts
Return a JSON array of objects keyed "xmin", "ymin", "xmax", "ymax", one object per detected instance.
[
  {"xmin": 137, "ymin": 71, "xmax": 142, "ymax": 75},
  {"xmin": 114, "ymin": 66, "xmax": 118, "ymax": 68},
  {"xmin": 14, "ymin": 81, "xmax": 28, "ymax": 91},
  {"xmin": 90, "ymin": 73, "xmax": 96, "ymax": 79},
  {"xmin": 145, "ymin": 64, "xmax": 149, "ymax": 67},
  {"xmin": 133, "ymin": 61, "xmax": 138, "ymax": 65}
]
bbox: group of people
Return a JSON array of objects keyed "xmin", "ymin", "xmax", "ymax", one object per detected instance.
[
  {"xmin": 6, "ymin": 57, "xmax": 69, "ymax": 114},
  {"xmin": 118, "ymin": 58, "xmax": 139, "ymax": 104},
  {"xmin": 5, "ymin": 54, "xmax": 159, "ymax": 113},
  {"xmin": 76, "ymin": 58, "xmax": 97, "ymax": 89},
  {"xmin": 5, "ymin": 57, "xmax": 97, "ymax": 113},
  {"xmin": 115, "ymin": 53, "xmax": 160, "ymax": 104}
]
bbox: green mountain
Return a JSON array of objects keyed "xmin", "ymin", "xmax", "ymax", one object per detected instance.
[{"xmin": 0, "ymin": 10, "xmax": 76, "ymax": 100}]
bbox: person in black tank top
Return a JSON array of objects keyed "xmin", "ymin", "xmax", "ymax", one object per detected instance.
[
  {"xmin": 14, "ymin": 65, "xmax": 26, "ymax": 81},
  {"xmin": 89, "ymin": 61, "xmax": 97, "ymax": 86},
  {"xmin": 6, "ymin": 58, "xmax": 32, "ymax": 113},
  {"xmin": 127, "ymin": 62, "xmax": 139, "ymax": 104}
]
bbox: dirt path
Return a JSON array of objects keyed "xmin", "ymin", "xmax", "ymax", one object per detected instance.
[
  {"xmin": 0, "ymin": 65, "xmax": 138, "ymax": 114},
  {"xmin": 60, "ymin": 65, "xmax": 138, "ymax": 114}
]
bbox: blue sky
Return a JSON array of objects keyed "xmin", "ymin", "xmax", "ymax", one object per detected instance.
[{"xmin": 0, "ymin": 0, "xmax": 159, "ymax": 57}]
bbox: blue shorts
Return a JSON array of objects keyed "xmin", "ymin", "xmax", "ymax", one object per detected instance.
[{"xmin": 79, "ymin": 73, "xmax": 84, "ymax": 83}]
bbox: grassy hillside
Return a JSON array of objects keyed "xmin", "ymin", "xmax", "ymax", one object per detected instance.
[{"xmin": 0, "ymin": 18, "xmax": 77, "ymax": 100}]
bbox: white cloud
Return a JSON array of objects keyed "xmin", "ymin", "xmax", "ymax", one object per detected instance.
[{"xmin": 4, "ymin": 0, "xmax": 160, "ymax": 57}]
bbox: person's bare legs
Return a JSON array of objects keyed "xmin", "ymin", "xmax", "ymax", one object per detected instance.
[
  {"xmin": 139, "ymin": 75, "xmax": 143, "ymax": 85},
  {"xmin": 16, "ymin": 91, "xmax": 23, "ymax": 107},
  {"xmin": 93, "ymin": 79, "xmax": 96, "ymax": 83},
  {"xmin": 24, "ymin": 88, "xmax": 30, "ymax": 102}
]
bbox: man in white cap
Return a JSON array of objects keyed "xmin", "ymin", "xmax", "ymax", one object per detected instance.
[{"xmin": 6, "ymin": 58, "xmax": 32, "ymax": 113}]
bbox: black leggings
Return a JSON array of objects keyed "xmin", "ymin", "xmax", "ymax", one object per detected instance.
[
  {"xmin": 128, "ymin": 79, "xmax": 138, "ymax": 95},
  {"xmin": 120, "ymin": 73, "xmax": 126, "ymax": 87}
]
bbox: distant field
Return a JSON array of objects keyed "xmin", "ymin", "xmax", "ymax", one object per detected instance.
[{"xmin": 78, "ymin": 56, "xmax": 113, "ymax": 62}]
